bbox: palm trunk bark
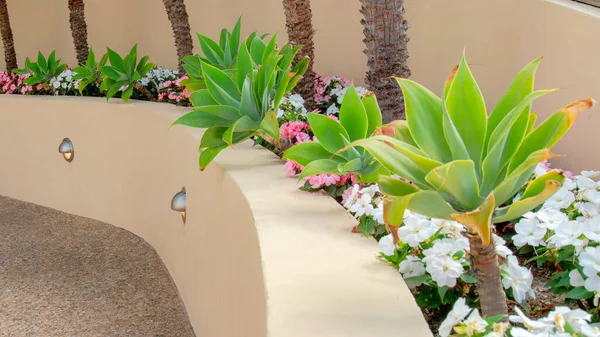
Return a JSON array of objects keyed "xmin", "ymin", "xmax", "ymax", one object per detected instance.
[
  {"xmin": 282, "ymin": 0, "xmax": 316, "ymax": 110},
  {"xmin": 68, "ymin": 0, "xmax": 89, "ymax": 65},
  {"xmin": 162, "ymin": 0, "xmax": 193, "ymax": 75},
  {"xmin": 360, "ymin": 0, "xmax": 410, "ymax": 123},
  {"xmin": 133, "ymin": 83, "xmax": 155, "ymax": 102},
  {"xmin": 466, "ymin": 229, "xmax": 509, "ymax": 318},
  {"xmin": 0, "ymin": 0, "xmax": 17, "ymax": 71}
]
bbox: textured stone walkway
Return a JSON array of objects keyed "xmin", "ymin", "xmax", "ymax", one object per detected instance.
[{"xmin": 0, "ymin": 195, "xmax": 195, "ymax": 337}]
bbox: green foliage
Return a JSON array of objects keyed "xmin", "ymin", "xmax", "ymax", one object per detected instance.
[
  {"xmin": 181, "ymin": 17, "xmax": 242, "ymax": 92},
  {"xmin": 173, "ymin": 32, "xmax": 308, "ymax": 170},
  {"xmin": 99, "ymin": 45, "xmax": 153, "ymax": 102},
  {"xmin": 283, "ymin": 86, "xmax": 385, "ymax": 183},
  {"xmin": 342, "ymin": 53, "xmax": 594, "ymax": 245},
  {"xmin": 17, "ymin": 51, "xmax": 67, "ymax": 86},
  {"xmin": 72, "ymin": 48, "xmax": 108, "ymax": 94}
]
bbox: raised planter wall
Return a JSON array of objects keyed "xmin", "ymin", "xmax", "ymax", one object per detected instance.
[{"xmin": 0, "ymin": 96, "xmax": 432, "ymax": 337}]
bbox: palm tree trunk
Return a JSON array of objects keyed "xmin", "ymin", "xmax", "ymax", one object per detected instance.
[
  {"xmin": 162, "ymin": 0, "xmax": 193, "ymax": 75},
  {"xmin": 0, "ymin": 0, "xmax": 17, "ymax": 71},
  {"xmin": 282, "ymin": 0, "xmax": 316, "ymax": 110},
  {"xmin": 467, "ymin": 229, "xmax": 509, "ymax": 318},
  {"xmin": 360, "ymin": 0, "xmax": 410, "ymax": 123},
  {"xmin": 68, "ymin": 0, "xmax": 89, "ymax": 65}
]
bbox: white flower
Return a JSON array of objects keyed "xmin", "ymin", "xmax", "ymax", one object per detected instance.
[
  {"xmin": 349, "ymin": 193, "xmax": 374, "ymax": 218},
  {"xmin": 513, "ymin": 218, "xmax": 546, "ymax": 247},
  {"xmin": 426, "ymin": 255, "xmax": 464, "ymax": 287},
  {"xmin": 378, "ymin": 234, "xmax": 395, "ymax": 256},
  {"xmin": 509, "ymin": 306, "xmax": 552, "ymax": 330},
  {"xmin": 61, "ymin": 82, "xmax": 68, "ymax": 89},
  {"xmin": 434, "ymin": 238, "xmax": 469, "ymax": 256},
  {"xmin": 563, "ymin": 177, "xmax": 578, "ymax": 191},
  {"xmin": 52, "ymin": 80, "xmax": 60, "ymax": 88},
  {"xmin": 372, "ymin": 201, "xmax": 384, "ymax": 225},
  {"xmin": 576, "ymin": 202, "xmax": 600, "ymax": 218},
  {"xmin": 343, "ymin": 184, "xmax": 361, "ymax": 208},
  {"xmin": 570, "ymin": 269, "xmax": 586, "ymax": 287},
  {"xmin": 355, "ymin": 86, "xmax": 369, "ymax": 98},
  {"xmin": 580, "ymin": 247, "xmax": 600, "ymax": 277},
  {"xmin": 433, "ymin": 219, "xmax": 465, "ymax": 238},
  {"xmin": 578, "ymin": 172, "xmax": 599, "ymax": 190},
  {"xmin": 544, "ymin": 186, "xmax": 576, "ymax": 209},
  {"xmin": 140, "ymin": 77, "xmax": 150, "ymax": 86},
  {"xmin": 461, "ymin": 309, "xmax": 488, "ymax": 336},
  {"xmin": 359, "ymin": 184, "xmax": 379, "ymax": 198},
  {"xmin": 398, "ymin": 256, "xmax": 426, "ymax": 288},
  {"xmin": 398, "ymin": 215, "xmax": 436, "ymax": 247},
  {"xmin": 549, "ymin": 221, "xmax": 585, "ymax": 251},
  {"xmin": 325, "ymin": 104, "xmax": 339, "ymax": 115},
  {"xmin": 484, "ymin": 322, "xmax": 510, "ymax": 337},
  {"xmin": 583, "ymin": 215, "xmax": 600, "ymax": 242},
  {"xmin": 583, "ymin": 189, "xmax": 600, "ymax": 204},
  {"xmin": 540, "ymin": 307, "xmax": 592, "ymax": 333},
  {"xmin": 536, "ymin": 208, "xmax": 568, "ymax": 230},
  {"xmin": 493, "ymin": 234, "xmax": 513, "ymax": 258},
  {"xmin": 584, "ymin": 276, "xmax": 600, "ymax": 306},
  {"xmin": 335, "ymin": 87, "xmax": 348, "ymax": 104},
  {"xmin": 288, "ymin": 94, "xmax": 307, "ymax": 113},
  {"xmin": 438, "ymin": 298, "xmax": 472, "ymax": 337},
  {"xmin": 501, "ymin": 255, "xmax": 535, "ymax": 303}
]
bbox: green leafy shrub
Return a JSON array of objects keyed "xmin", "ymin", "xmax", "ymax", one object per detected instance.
[
  {"xmin": 99, "ymin": 45, "xmax": 154, "ymax": 102},
  {"xmin": 173, "ymin": 33, "xmax": 308, "ymax": 170},
  {"xmin": 72, "ymin": 48, "xmax": 108, "ymax": 95},
  {"xmin": 15, "ymin": 51, "xmax": 67, "ymax": 86},
  {"xmin": 283, "ymin": 85, "xmax": 385, "ymax": 183}
]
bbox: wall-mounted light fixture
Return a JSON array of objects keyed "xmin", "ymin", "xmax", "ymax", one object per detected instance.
[
  {"xmin": 171, "ymin": 187, "xmax": 186, "ymax": 224},
  {"xmin": 58, "ymin": 138, "xmax": 74, "ymax": 162}
]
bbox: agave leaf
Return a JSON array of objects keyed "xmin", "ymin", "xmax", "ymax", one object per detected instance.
[
  {"xmin": 452, "ymin": 193, "xmax": 495, "ymax": 245},
  {"xmin": 339, "ymin": 158, "xmax": 363, "ymax": 174},
  {"xmin": 199, "ymin": 146, "xmax": 227, "ymax": 171},
  {"xmin": 339, "ymin": 85, "xmax": 368, "ymax": 141},
  {"xmin": 494, "ymin": 149, "xmax": 554, "ymax": 204},
  {"xmin": 374, "ymin": 120, "xmax": 416, "ymax": 147},
  {"xmin": 379, "ymin": 175, "xmax": 418, "ymax": 196},
  {"xmin": 201, "ymin": 62, "xmax": 241, "ymax": 107},
  {"xmin": 222, "ymin": 116, "xmax": 259, "ymax": 146},
  {"xmin": 509, "ymin": 99, "xmax": 595, "ymax": 173},
  {"xmin": 197, "ymin": 33, "xmax": 225, "ymax": 67},
  {"xmin": 445, "ymin": 53, "xmax": 487, "ymax": 168},
  {"xmin": 236, "ymin": 43, "xmax": 253, "ymax": 89},
  {"xmin": 425, "ymin": 160, "xmax": 483, "ymax": 211},
  {"xmin": 258, "ymin": 110, "xmax": 280, "ymax": 141},
  {"xmin": 485, "ymin": 57, "xmax": 542, "ymax": 154},
  {"xmin": 493, "ymin": 180, "xmax": 561, "ymax": 223},
  {"xmin": 283, "ymin": 142, "xmax": 339, "ymax": 167},
  {"xmin": 521, "ymin": 170, "xmax": 564, "ymax": 200},
  {"xmin": 362, "ymin": 92, "xmax": 383, "ymax": 136},
  {"xmin": 298, "ymin": 159, "xmax": 343, "ymax": 180},
  {"xmin": 395, "ymin": 78, "xmax": 451, "ymax": 162},
  {"xmin": 307, "ymin": 112, "xmax": 351, "ymax": 158},
  {"xmin": 172, "ymin": 106, "xmax": 242, "ymax": 128},
  {"xmin": 526, "ymin": 112, "xmax": 537, "ymax": 135},
  {"xmin": 190, "ymin": 89, "xmax": 217, "ymax": 106},
  {"xmin": 230, "ymin": 16, "xmax": 242, "ymax": 56},
  {"xmin": 442, "ymin": 102, "xmax": 470, "ymax": 161},
  {"xmin": 480, "ymin": 90, "xmax": 554, "ymax": 195},
  {"xmin": 239, "ymin": 77, "xmax": 260, "ymax": 121}
]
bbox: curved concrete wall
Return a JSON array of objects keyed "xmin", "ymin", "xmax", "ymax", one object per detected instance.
[{"xmin": 0, "ymin": 96, "xmax": 432, "ymax": 337}]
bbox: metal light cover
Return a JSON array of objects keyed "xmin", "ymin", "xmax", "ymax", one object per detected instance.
[
  {"xmin": 171, "ymin": 187, "xmax": 186, "ymax": 224},
  {"xmin": 58, "ymin": 138, "xmax": 74, "ymax": 162}
]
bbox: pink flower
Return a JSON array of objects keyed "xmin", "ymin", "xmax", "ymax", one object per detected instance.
[
  {"xmin": 280, "ymin": 121, "xmax": 309, "ymax": 139},
  {"xmin": 180, "ymin": 90, "xmax": 191, "ymax": 99},
  {"xmin": 157, "ymin": 93, "xmax": 167, "ymax": 101},
  {"xmin": 295, "ymin": 132, "xmax": 310, "ymax": 143},
  {"xmin": 320, "ymin": 174, "xmax": 340, "ymax": 186},
  {"xmin": 342, "ymin": 186, "xmax": 357, "ymax": 205},
  {"xmin": 168, "ymin": 92, "xmax": 178, "ymax": 100},
  {"xmin": 284, "ymin": 160, "xmax": 303, "ymax": 177},
  {"xmin": 327, "ymin": 114, "xmax": 339, "ymax": 121},
  {"xmin": 306, "ymin": 175, "xmax": 324, "ymax": 189},
  {"xmin": 338, "ymin": 174, "xmax": 357, "ymax": 186},
  {"xmin": 175, "ymin": 76, "xmax": 188, "ymax": 87},
  {"xmin": 162, "ymin": 80, "xmax": 172, "ymax": 88},
  {"xmin": 35, "ymin": 84, "xmax": 43, "ymax": 91},
  {"xmin": 564, "ymin": 170, "xmax": 574, "ymax": 179}
]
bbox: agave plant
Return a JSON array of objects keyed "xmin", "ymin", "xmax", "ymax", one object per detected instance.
[
  {"xmin": 283, "ymin": 85, "xmax": 386, "ymax": 182},
  {"xmin": 72, "ymin": 48, "xmax": 108, "ymax": 94},
  {"xmin": 181, "ymin": 17, "xmax": 242, "ymax": 92},
  {"xmin": 17, "ymin": 51, "xmax": 67, "ymax": 86},
  {"xmin": 99, "ymin": 45, "xmax": 154, "ymax": 102},
  {"xmin": 343, "ymin": 54, "xmax": 594, "ymax": 317},
  {"xmin": 173, "ymin": 33, "xmax": 308, "ymax": 170}
]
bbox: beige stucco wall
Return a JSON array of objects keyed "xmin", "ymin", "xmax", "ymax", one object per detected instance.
[
  {"xmin": 2, "ymin": 0, "xmax": 599, "ymax": 172},
  {"xmin": 0, "ymin": 95, "xmax": 432, "ymax": 337}
]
